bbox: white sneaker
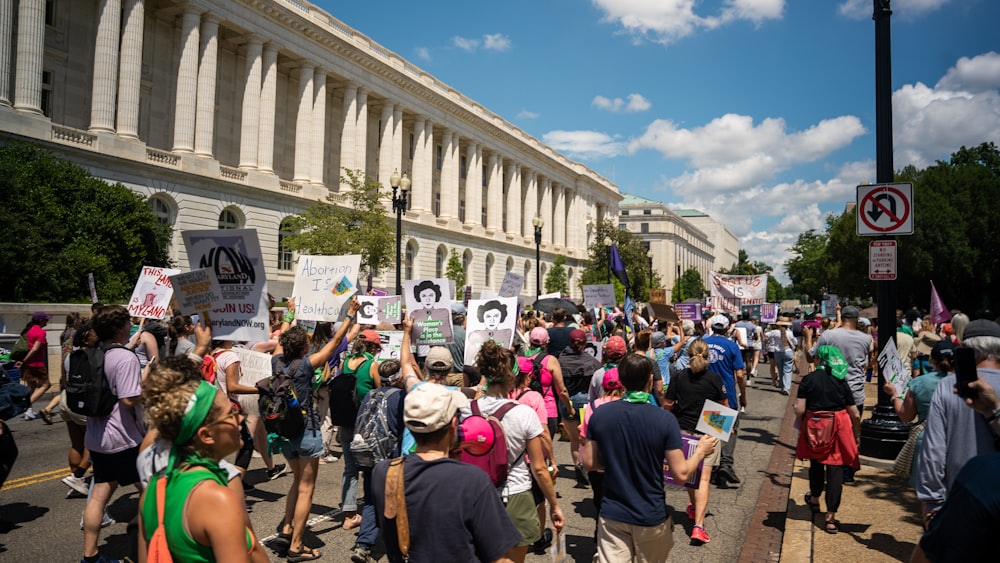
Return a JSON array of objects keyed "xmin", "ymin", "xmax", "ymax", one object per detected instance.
[
  {"xmin": 23, "ymin": 408, "xmax": 41, "ymax": 421},
  {"xmin": 80, "ymin": 511, "xmax": 116, "ymax": 530},
  {"xmin": 62, "ymin": 475, "xmax": 90, "ymax": 496}
]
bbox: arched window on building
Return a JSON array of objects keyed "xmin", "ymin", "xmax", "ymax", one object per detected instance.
[
  {"xmin": 405, "ymin": 240, "xmax": 418, "ymax": 281},
  {"xmin": 485, "ymin": 253, "xmax": 495, "ymax": 289},
  {"xmin": 436, "ymin": 245, "xmax": 448, "ymax": 278},
  {"xmin": 278, "ymin": 218, "xmax": 295, "ymax": 271},
  {"xmin": 218, "ymin": 208, "xmax": 242, "ymax": 230},
  {"xmin": 149, "ymin": 196, "xmax": 173, "ymax": 226}
]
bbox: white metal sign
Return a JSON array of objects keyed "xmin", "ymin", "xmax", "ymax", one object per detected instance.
[
  {"xmin": 856, "ymin": 183, "xmax": 913, "ymax": 236},
  {"xmin": 869, "ymin": 240, "xmax": 897, "ymax": 280}
]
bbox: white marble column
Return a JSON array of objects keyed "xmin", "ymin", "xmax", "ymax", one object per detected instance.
[
  {"xmin": 354, "ymin": 87, "xmax": 368, "ymax": 176},
  {"xmin": 89, "ymin": 0, "xmax": 121, "ymax": 132},
  {"xmin": 465, "ymin": 142, "xmax": 481, "ymax": 228},
  {"xmin": 541, "ymin": 179, "xmax": 554, "ymax": 244},
  {"xmin": 257, "ymin": 43, "xmax": 277, "ymax": 173},
  {"xmin": 0, "ymin": 0, "xmax": 12, "ymax": 106},
  {"xmin": 522, "ymin": 170, "xmax": 538, "ymax": 236},
  {"xmin": 339, "ymin": 82, "xmax": 357, "ymax": 177},
  {"xmin": 486, "ymin": 154, "xmax": 501, "ymax": 232},
  {"xmin": 238, "ymin": 37, "xmax": 263, "ymax": 168},
  {"xmin": 505, "ymin": 163, "xmax": 521, "ymax": 236},
  {"xmin": 194, "ymin": 14, "xmax": 219, "ymax": 157},
  {"xmin": 440, "ymin": 130, "xmax": 459, "ymax": 220},
  {"xmin": 14, "ymin": 0, "xmax": 44, "ymax": 114},
  {"xmin": 391, "ymin": 106, "xmax": 403, "ymax": 176},
  {"xmin": 422, "ymin": 120, "xmax": 435, "ymax": 211},
  {"xmin": 553, "ymin": 183, "xmax": 566, "ymax": 248},
  {"xmin": 292, "ymin": 62, "xmax": 314, "ymax": 183},
  {"xmin": 116, "ymin": 0, "xmax": 144, "ymax": 138},
  {"xmin": 310, "ymin": 67, "xmax": 327, "ymax": 185},
  {"xmin": 378, "ymin": 101, "xmax": 395, "ymax": 185},
  {"xmin": 172, "ymin": 6, "xmax": 201, "ymax": 152},
  {"xmin": 410, "ymin": 116, "xmax": 427, "ymax": 212}
]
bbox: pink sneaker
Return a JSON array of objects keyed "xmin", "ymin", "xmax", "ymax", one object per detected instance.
[
  {"xmin": 686, "ymin": 503, "xmax": 695, "ymax": 521},
  {"xmin": 691, "ymin": 525, "xmax": 711, "ymax": 544}
]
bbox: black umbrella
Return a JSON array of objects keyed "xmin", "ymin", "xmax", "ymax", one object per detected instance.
[{"xmin": 530, "ymin": 297, "xmax": 579, "ymax": 315}]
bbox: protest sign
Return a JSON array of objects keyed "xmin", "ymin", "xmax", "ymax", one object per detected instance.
[
  {"xmin": 663, "ymin": 432, "xmax": 705, "ymax": 490},
  {"xmin": 583, "ymin": 284, "xmax": 616, "ymax": 308},
  {"xmin": 182, "ymin": 229, "xmax": 269, "ymax": 341},
  {"xmin": 741, "ymin": 303, "xmax": 762, "ymax": 320},
  {"xmin": 878, "ymin": 338, "xmax": 910, "ymax": 397},
  {"xmin": 648, "ymin": 303, "xmax": 679, "ymax": 323},
  {"xmin": 761, "ymin": 303, "xmax": 779, "ymax": 324},
  {"xmin": 822, "ymin": 294, "xmax": 839, "ymax": 318},
  {"xmin": 673, "ymin": 303, "xmax": 703, "ymax": 322},
  {"xmin": 695, "ymin": 399, "xmax": 739, "ymax": 442},
  {"xmin": 499, "ymin": 272, "xmax": 524, "ymax": 298},
  {"xmin": 230, "ymin": 347, "xmax": 273, "ymax": 387},
  {"xmin": 538, "ymin": 291, "xmax": 561, "ymax": 300},
  {"xmin": 127, "ymin": 266, "xmax": 180, "ymax": 319},
  {"xmin": 292, "ymin": 255, "xmax": 362, "ymax": 321},
  {"xmin": 464, "ymin": 297, "xmax": 518, "ymax": 366},
  {"xmin": 709, "ymin": 272, "xmax": 767, "ymax": 315},
  {"xmin": 358, "ymin": 295, "xmax": 402, "ymax": 325},
  {"xmin": 170, "ymin": 268, "xmax": 222, "ymax": 316},
  {"xmin": 88, "ymin": 272, "xmax": 98, "ymax": 303},
  {"xmin": 404, "ymin": 278, "xmax": 454, "ymax": 345},
  {"xmin": 649, "ymin": 288, "xmax": 667, "ymax": 304},
  {"xmin": 377, "ymin": 331, "xmax": 404, "ymax": 361}
]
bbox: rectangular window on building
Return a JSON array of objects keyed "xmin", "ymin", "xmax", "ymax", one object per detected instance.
[
  {"xmin": 460, "ymin": 155, "xmax": 467, "ymax": 178},
  {"xmin": 409, "ymin": 133, "xmax": 415, "ymax": 160},
  {"xmin": 459, "ymin": 200, "xmax": 465, "ymax": 222},
  {"xmin": 434, "ymin": 192, "xmax": 441, "ymax": 216},
  {"xmin": 640, "ymin": 223, "xmax": 649, "ymax": 234},
  {"xmin": 643, "ymin": 241, "xmax": 650, "ymax": 251},
  {"xmin": 377, "ymin": 119, "xmax": 383, "ymax": 145},
  {"xmin": 45, "ymin": 0, "xmax": 55, "ymax": 27},
  {"xmin": 41, "ymin": 71, "xmax": 53, "ymax": 117},
  {"xmin": 619, "ymin": 223, "xmax": 626, "ymax": 230},
  {"xmin": 483, "ymin": 165, "xmax": 488, "ymax": 187},
  {"xmin": 621, "ymin": 210, "xmax": 629, "ymax": 216},
  {"xmin": 643, "ymin": 209, "xmax": 651, "ymax": 215},
  {"xmin": 436, "ymin": 145, "xmax": 443, "ymax": 170}
]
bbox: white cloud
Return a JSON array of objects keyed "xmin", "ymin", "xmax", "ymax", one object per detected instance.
[
  {"xmin": 517, "ymin": 110, "xmax": 540, "ymax": 119},
  {"xmin": 453, "ymin": 36, "xmax": 480, "ymax": 52},
  {"xmin": 483, "ymin": 33, "xmax": 512, "ymax": 51},
  {"xmin": 838, "ymin": 0, "xmax": 951, "ymax": 20},
  {"xmin": 541, "ymin": 130, "xmax": 626, "ymax": 159},
  {"xmin": 415, "ymin": 47, "xmax": 431, "ymax": 61},
  {"xmin": 629, "ymin": 113, "xmax": 865, "ymax": 194},
  {"xmin": 593, "ymin": 93, "xmax": 652, "ymax": 113},
  {"xmin": 592, "ymin": 0, "xmax": 784, "ymax": 45},
  {"xmin": 893, "ymin": 52, "xmax": 1000, "ymax": 168}
]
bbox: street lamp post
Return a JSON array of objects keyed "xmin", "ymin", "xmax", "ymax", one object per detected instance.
[
  {"xmin": 390, "ymin": 169, "xmax": 411, "ymax": 296},
  {"xmin": 533, "ymin": 215, "xmax": 544, "ymax": 298},
  {"xmin": 603, "ymin": 236, "xmax": 612, "ymax": 284},
  {"xmin": 647, "ymin": 249, "xmax": 654, "ymax": 287}
]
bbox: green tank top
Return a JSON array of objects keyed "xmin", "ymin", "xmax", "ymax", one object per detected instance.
[
  {"xmin": 343, "ymin": 352, "xmax": 375, "ymax": 403},
  {"xmin": 142, "ymin": 468, "xmax": 253, "ymax": 562}
]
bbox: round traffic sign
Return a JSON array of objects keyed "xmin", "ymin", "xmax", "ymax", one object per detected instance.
[{"xmin": 859, "ymin": 186, "xmax": 910, "ymax": 234}]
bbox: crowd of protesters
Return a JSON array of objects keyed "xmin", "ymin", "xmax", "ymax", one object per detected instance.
[{"xmin": 2, "ymin": 295, "xmax": 998, "ymax": 563}]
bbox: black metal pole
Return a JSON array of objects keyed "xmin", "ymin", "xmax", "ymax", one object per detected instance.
[
  {"xmin": 394, "ymin": 187, "xmax": 403, "ymax": 296},
  {"xmin": 534, "ymin": 226, "xmax": 542, "ymax": 298},
  {"xmin": 606, "ymin": 246, "xmax": 611, "ymax": 284},
  {"xmin": 861, "ymin": 0, "xmax": 909, "ymax": 459}
]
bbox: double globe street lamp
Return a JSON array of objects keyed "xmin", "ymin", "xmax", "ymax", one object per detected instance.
[{"xmin": 390, "ymin": 169, "xmax": 411, "ymax": 296}]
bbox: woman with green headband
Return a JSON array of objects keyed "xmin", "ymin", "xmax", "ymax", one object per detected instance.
[
  {"xmin": 794, "ymin": 345, "xmax": 861, "ymax": 535},
  {"xmin": 138, "ymin": 364, "xmax": 267, "ymax": 562}
]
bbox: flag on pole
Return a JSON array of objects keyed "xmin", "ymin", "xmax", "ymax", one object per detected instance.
[
  {"xmin": 929, "ymin": 281, "xmax": 952, "ymax": 324},
  {"xmin": 610, "ymin": 243, "xmax": 631, "ymax": 292},
  {"xmin": 623, "ymin": 295, "xmax": 635, "ymax": 331}
]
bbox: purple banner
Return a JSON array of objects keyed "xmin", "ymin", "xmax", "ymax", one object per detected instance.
[{"xmin": 674, "ymin": 303, "xmax": 703, "ymax": 322}]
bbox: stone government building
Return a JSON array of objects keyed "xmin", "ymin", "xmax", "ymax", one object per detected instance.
[{"xmin": 0, "ymin": 0, "xmax": 732, "ymax": 300}]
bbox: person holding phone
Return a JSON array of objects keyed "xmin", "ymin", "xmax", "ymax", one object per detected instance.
[{"xmin": 916, "ymin": 319, "xmax": 1000, "ymax": 530}]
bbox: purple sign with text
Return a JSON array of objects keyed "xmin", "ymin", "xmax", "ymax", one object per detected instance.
[{"xmin": 674, "ymin": 303, "xmax": 703, "ymax": 322}]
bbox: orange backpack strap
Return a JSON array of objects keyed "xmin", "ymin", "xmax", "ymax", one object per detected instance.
[
  {"xmin": 383, "ymin": 457, "xmax": 410, "ymax": 559},
  {"xmin": 146, "ymin": 477, "xmax": 173, "ymax": 563}
]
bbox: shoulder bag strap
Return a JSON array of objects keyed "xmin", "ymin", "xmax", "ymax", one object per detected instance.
[{"xmin": 383, "ymin": 457, "xmax": 410, "ymax": 559}]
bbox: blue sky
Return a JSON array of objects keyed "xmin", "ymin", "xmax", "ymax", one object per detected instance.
[{"xmin": 318, "ymin": 0, "xmax": 999, "ymax": 283}]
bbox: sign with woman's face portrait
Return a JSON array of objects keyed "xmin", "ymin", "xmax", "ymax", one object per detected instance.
[
  {"xmin": 403, "ymin": 278, "xmax": 454, "ymax": 345},
  {"xmin": 464, "ymin": 296, "xmax": 518, "ymax": 366}
]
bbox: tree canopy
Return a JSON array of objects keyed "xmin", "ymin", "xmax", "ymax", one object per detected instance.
[
  {"xmin": 445, "ymin": 248, "xmax": 465, "ymax": 298},
  {"xmin": 671, "ymin": 267, "xmax": 706, "ymax": 302},
  {"xmin": 282, "ymin": 169, "xmax": 396, "ymax": 279},
  {"xmin": 544, "ymin": 255, "xmax": 570, "ymax": 296},
  {"xmin": 580, "ymin": 220, "xmax": 658, "ymax": 303},
  {"xmin": 0, "ymin": 142, "xmax": 171, "ymax": 302},
  {"xmin": 784, "ymin": 142, "xmax": 1000, "ymax": 312}
]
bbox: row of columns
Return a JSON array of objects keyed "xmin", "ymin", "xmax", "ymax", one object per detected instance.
[{"xmin": 0, "ymin": 0, "xmax": 604, "ymax": 254}]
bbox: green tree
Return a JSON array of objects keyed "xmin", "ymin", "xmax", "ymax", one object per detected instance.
[
  {"xmin": 282, "ymin": 169, "xmax": 396, "ymax": 279},
  {"xmin": 0, "ymin": 142, "xmax": 171, "ymax": 302},
  {"xmin": 671, "ymin": 267, "xmax": 706, "ymax": 302},
  {"xmin": 544, "ymin": 255, "xmax": 570, "ymax": 296},
  {"xmin": 445, "ymin": 248, "xmax": 465, "ymax": 298},
  {"xmin": 784, "ymin": 229, "xmax": 830, "ymax": 303},
  {"xmin": 580, "ymin": 220, "xmax": 654, "ymax": 303}
]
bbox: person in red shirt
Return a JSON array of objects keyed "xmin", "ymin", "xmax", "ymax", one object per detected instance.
[{"xmin": 17, "ymin": 311, "xmax": 51, "ymax": 421}]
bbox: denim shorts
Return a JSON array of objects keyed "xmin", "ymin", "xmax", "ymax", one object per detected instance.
[
  {"xmin": 558, "ymin": 392, "xmax": 589, "ymax": 422},
  {"xmin": 277, "ymin": 428, "xmax": 324, "ymax": 461}
]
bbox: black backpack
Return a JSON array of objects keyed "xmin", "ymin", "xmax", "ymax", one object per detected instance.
[
  {"xmin": 257, "ymin": 359, "xmax": 306, "ymax": 439},
  {"xmin": 66, "ymin": 344, "xmax": 123, "ymax": 417}
]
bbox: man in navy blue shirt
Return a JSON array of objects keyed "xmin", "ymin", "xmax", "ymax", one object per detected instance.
[
  {"xmin": 702, "ymin": 314, "xmax": 746, "ymax": 487},
  {"xmin": 584, "ymin": 354, "xmax": 716, "ymax": 563}
]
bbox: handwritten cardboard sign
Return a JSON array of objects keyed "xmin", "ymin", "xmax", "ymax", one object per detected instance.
[
  {"xmin": 499, "ymin": 272, "xmax": 524, "ymax": 298},
  {"xmin": 583, "ymin": 284, "xmax": 616, "ymax": 307},
  {"xmin": 293, "ymin": 255, "xmax": 362, "ymax": 321},
  {"xmin": 127, "ymin": 266, "xmax": 180, "ymax": 319}
]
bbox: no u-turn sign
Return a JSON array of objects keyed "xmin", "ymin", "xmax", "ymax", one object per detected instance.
[{"xmin": 856, "ymin": 183, "xmax": 914, "ymax": 236}]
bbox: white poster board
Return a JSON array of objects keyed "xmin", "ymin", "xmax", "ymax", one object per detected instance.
[
  {"xmin": 709, "ymin": 272, "xmax": 767, "ymax": 315},
  {"xmin": 499, "ymin": 272, "xmax": 524, "ymax": 298},
  {"xmin": 538, "ymin": 291, "xmax": 561, "ymax": 300},
  {"xmin": 230, "ymin": 347, "xmax": 274, "ymax": 387},
  {"xmin": 127, "ymin": 266, "xmax": 180, "ymax": 319},
  {"xmin": 170, "ymin": 268, "xmax": 223, "ymax": 316},
  {"xmin": 377, "ymin": 331, "xmax": 404, "ymax": 361},
  {"xmin": 404, "ymin": 278, "xmax": 454, "ymax": 345},
  {"xmin": 695, "ymin": 399, "xmax": 739, "ymax": 442},
  {"xmin": 583, "ymin": 284, "xmax": 616, "ymax": 308},
  {"xmin": 464, "ymin": 297, "xmax": 518, "ymax": 366},
  {"xmin": 182, "ymin": 229, "xmax": 269, "ymax": 342},
  {"xmin": 292, "ymin": 255, "xmax": 362, "ymax": 321},
  {"xmin": 878, "ymin": 338, "xmax": 910, "ymax": 397}
]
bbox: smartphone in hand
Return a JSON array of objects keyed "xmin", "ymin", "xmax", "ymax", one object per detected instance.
[{"xmin": 955, "ymin": 347, "xmax": 979, "ymax": 400}]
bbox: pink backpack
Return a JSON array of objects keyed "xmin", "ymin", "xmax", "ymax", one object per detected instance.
[{"xmin": 459, "ymin": 400, "xmax": 522, "ymax": 488}]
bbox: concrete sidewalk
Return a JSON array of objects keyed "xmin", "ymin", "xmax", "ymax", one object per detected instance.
[{"xmin": 780, "ymin": 376, "xmax": 924, "ymax": 562}]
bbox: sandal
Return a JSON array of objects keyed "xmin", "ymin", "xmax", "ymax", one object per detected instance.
[
  {"xmin": 825, "ymin": 519, "xmax": 840, "ymax": 534},
  {"xmin": 270, "ymin": 523, "xmax": 291, "ymax": 554},
  {"xmin": 286, "ymin": 546, "xmax": 321, "ymax": 562},
  {"xmin": 804, "ymin": 493, "xmax": 821, "ymax": 514}
]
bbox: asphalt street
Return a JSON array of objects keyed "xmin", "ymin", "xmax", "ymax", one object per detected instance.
[{"xmin": 1, "ymin": 369, "xmax": 789, "ymax": 562}]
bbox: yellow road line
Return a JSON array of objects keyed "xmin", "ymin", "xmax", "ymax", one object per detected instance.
[{"xmin": 1, "ymin": 468, "xmax": 67, "ymax": 491}]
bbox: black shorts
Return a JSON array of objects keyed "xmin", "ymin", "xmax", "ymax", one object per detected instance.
[{"xmin": 91, "ymin": 446, "xmax": 140, "ymax": 485}]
